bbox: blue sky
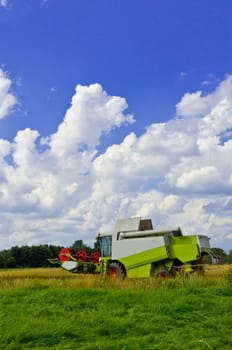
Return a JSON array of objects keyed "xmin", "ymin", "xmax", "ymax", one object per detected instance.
[
  {"xmin": 0, "ymin": 0, "xmax": 232, "ymax": 251},
  {"xmin": 1, "ymin": 0, "xmax": 231, "ymax": 140}
]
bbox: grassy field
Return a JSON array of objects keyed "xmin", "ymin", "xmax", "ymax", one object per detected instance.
[{"xmin": 0, "ymin": 265, "xmax": 231, "ymax": 350}]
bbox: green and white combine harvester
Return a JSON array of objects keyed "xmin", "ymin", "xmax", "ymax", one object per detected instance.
[{"xmin": 50, "ymin": 217, "xmax": 217, "ymax": 279}]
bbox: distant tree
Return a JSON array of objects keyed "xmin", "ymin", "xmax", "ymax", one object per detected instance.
[
  {"xmin": 20, "ymin": 245, "xmax": 31, "ymax": 266},
  {"xmin": 70, "ymin": 240, "xmax": 84, "ymax": 250},
  {"xmin": 211, "ymin": 248, "xmax": 228, "ymax": 264},
  {"xmin": 47, "ymin": 245, "xmax": 62, "ymax": 260},
  {"xmin": 5, "ymin": 256, "xmax": 17, "ymax": 268},
  {"xmin": 0, "ymin": 254, "xmax": 5, "ymax": 268},
  {"xmin": 228, "ymin": 249, "xmax": 232, "ymax": 264},
  {"xmin": 29, "ymin": 245, "xmax": 53, "ymax": 267},
  {"xmin": 70, "ymin": 240, "xmax": 92, "ymax": 255}
]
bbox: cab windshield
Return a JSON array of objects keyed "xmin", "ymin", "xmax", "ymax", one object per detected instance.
[{"xmin": 99, "ymin": 236, "xmax": 112, "ymax": 257}]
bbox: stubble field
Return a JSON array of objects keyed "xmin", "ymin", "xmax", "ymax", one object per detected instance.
[{"xmin": 0, "ymin": 265, "xmax": 231, "ymax": 350}]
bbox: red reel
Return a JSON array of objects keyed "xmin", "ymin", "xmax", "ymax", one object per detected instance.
[
  {"xmin": 58, "ymin": 248, "xmax": 72, "ymax": 262},
  {"xmin": 89, "ymin": 251, "xmax": 100, "ymax": 263},
  {"xmin": 75, "ymin": 249, "xmax": 87, "ymax": 262}
]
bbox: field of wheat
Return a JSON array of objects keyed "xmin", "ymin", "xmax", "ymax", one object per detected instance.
[
  {"xmin": 0, "ymin": 265, "xmax": 231, "ymax": 350},
  {"xmin": 0, "ymin": 264, "xmax": 230, "ymax": 289}
]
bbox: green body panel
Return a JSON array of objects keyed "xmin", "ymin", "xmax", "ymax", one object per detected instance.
[
  {"xmin": 98, "ymin": 257, "xmax": 111, "ymax": 276},
  {"xmin": 119, "ymin": 245, "xmax": 168, "ymax": 272},
  {"xmin": 169, "ymin": 235, "xmax": 199, "ymax": 262},
  {"xmin": 110, "ymin": 234, "xmax": 201, "ymax": 278},
  {"xmin": 126, "ymin": 263, "xmax": 151, "ymax": 278}
]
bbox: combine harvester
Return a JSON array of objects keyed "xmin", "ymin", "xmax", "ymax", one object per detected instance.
[{"xmin": 49, "ymin": 217, "xmax": 217, "ymax": 279}]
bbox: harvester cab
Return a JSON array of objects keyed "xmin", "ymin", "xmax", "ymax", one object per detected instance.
[{"xmin": 96, "ymin": 233, "xmax": 112, "ymax": 258}]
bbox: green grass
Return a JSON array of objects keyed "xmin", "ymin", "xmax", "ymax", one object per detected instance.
[{"xmin": 0, "ymin": 267, "xmax": 231, "ymax": 350}]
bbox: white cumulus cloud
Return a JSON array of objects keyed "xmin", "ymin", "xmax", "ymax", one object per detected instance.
[
  {"xmin": 0, "ymin": 76, "xmax": 232, "ymax": 251},
  {"xmin": 49, "ymin": 83, "xmax": 134, "ymax": 157},
  {"xmin": 0, "ymin": 69, "xmax": 17, "ymax": 119}
]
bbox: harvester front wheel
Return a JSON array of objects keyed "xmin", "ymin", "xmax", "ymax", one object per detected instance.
[
  {"xmin": 154, "ymin": 269, "xmax": 171, "ymax": 280},
  {"xmin": 107, "ymin": 262, "xmax": 126, "ymax": 281}
]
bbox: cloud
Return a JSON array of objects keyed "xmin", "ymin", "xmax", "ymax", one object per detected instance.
[
  {"xmin": 0, "ymin": 0, "xmax": 8, "ymax": 7},
  {"xmin": 202, "ymin": 80, "xmax": 212, "ymax": 86},
  {"xmin": 180, "ymin": 71, "xmax": 188, "ymax": 77},
  {"xmin": 49, "ymin": 83, "xmax": 134, "ymax": 157},
  {"xmin": 176, "ymin": 166, "xmax": 223, "ymax": 192},
  {"xmin": 176, "ymin": 75, "xmax": 232, "ymax": 118},
  {"xmin": 0, "ymin": 76, "xmax": 232, "ymax": 251},
  {"xmin": 0, "ymin": 69, "xmax": 17, "ymax": 119}
]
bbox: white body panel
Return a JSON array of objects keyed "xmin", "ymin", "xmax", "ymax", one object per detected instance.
[
  {"xmin": 114, "ymin": 217, "xmax": 141, "ymax": 234},
  {"xmin": 112, "ymin": 236, "xmax": 165, "ymax": 260},
  {"xmin": 117, "ymin": 228, "xmax": 181, "ymax": 240}
]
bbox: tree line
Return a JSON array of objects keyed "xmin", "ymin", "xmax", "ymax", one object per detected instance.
[{"xmin": 0, "ymin": 242, "xmax": 231, "ymax": 268}]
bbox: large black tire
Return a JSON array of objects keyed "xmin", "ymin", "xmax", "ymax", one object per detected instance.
[{"xmin": 107, "ymin": 261, "xmax": 126, "ymax": 280}]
